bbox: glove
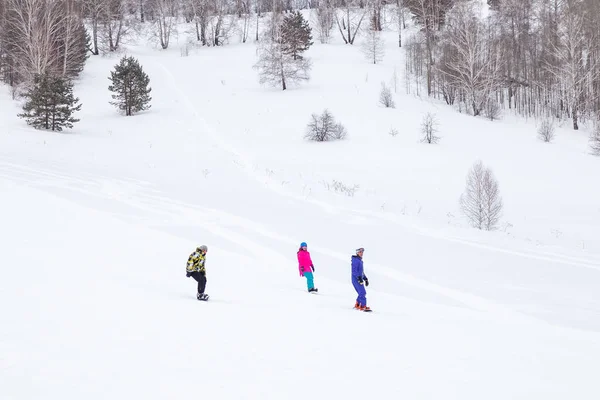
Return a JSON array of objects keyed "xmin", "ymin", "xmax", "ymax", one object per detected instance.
[
  {"xmin": 357, "ymin": 276, "xmax": 364, "ymax": 285},
  {"xmin": 364, "ymin": 278, "xmax": 369, "ymax": 287},
  {"xmin": 186, "ymin": 271, "xmax": 191, "ymax": 278},
  {"xmin": 311, "ymin": 265, "xmax": 315, "ymax": 272}
]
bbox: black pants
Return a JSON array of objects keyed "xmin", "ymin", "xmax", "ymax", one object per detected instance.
[{"xmin": 190, "ymin": 271, "xmax": 207, "ymax": 294}]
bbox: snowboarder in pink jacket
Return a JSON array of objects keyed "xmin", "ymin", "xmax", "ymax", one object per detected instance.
[{"xmin": 297, "ymin": 242, "xmax": 318, "ymax": 293}]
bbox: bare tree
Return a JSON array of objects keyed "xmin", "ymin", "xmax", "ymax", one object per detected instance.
[
  {"xmin": 2, "ymin": 0, "xmax": 86, "ymax": 84},
  {"xmin": 82, "ymin": 0, "xmax": 105, "ymax": 55},
  {"xmin": 305, "ymin": 109, "xmax": 347, "ymax": 141},
  {"xmin": 313, "ymin": 0, "xmax": 334, "ymax": 44},
  {"xmin": 239, "ymin": 0, "xmax": 251, "ymax": 43},
  {"xmin": 542, "ymin": 0, "xmax": 600, "ymax": 130},
  {"xmin": 379, "ymin": 82, "xmax": 395, "ymax": 108},
  {"xmin": 101, "ymin": 0, "xmax": 129, "ymax": 52},
  {"xmin": 420, "ymin": 112, "xmax": 440, "ymax": 143},
  {"xmin": 460, "ymin": 160, "xmax": 503, "ymax": 231},
  {"xmin": 149, "ymin": 0, "xmax": 177, "ymax": 49},
  {"xmin": 405, "ymin": 0, "xmax": 452, "ymax": 96},
  {"xmin": 437, "ymin": 1, "xmax": 502, "ymax": 116},
  {"xmin": 4, "ymin": 0, "xmax": 64, "ymax": 81},
  {"xmin": 394, "ymin": 0, "xmax": 407, "ymax": 47},
  {"xmin": 538, "ymin": 118, "xmax": 555, "ymax": 142},
  {"xmin": 190, "ymin": 0, "xmax": 209, "ymax": 45},
  {"xmin": 362, "ymin": 28, "xmax": 384, "ymax": 64},
  {"xmin": 401, "ymin": 0, "xmax": 600, "ymax": 130},
  {"xmin": 370, "ymin": 0, "xmax": 383, "ymax": 31},
  {"xmin": 334, "ymin": 0, "xmax": 367, "ymax": 45},
  {"xmin": 254, "ymin": 28, "xmax": 311, "ymax": 90},
  {"xmin": 207, "ymin": 0, "xmax": 235, "ymax": 46},
  {"xmin": 590, "ymin": 121, "xmax": 600, "ymax": 155}
]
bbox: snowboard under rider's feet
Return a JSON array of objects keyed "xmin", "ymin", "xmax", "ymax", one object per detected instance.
[{"xmin": 308, "ymin": 288, "xmax": 318, "ymax": 293}]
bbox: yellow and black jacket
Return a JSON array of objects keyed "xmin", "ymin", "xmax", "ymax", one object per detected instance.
[{"xmin": 186, "ymin": 248, "xmax": 206, "ymax": 274}]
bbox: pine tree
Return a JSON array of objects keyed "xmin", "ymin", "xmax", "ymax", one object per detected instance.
[
  {"xmin": 18, "ymin": 74, "xmax": 81, "ymax": 132},
  {"xmin": 280, "ymin": 11, "xmax": 313, "ymax": 60},
  {"xmin": 108, "ymin": 56, "xmax": 152, "ymax": 116}
]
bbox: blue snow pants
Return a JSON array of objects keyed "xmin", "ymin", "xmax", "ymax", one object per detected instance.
[
  {"xmin": 352, "ymin": 277, "xmax": 367, "ymax": 306},
  {"xmin": 304, "ymin": 272, "xmax": 315, "ymax": 290}
]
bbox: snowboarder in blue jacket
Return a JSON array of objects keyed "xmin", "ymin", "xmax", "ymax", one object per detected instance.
[{"xmin": 351, "ymin": 247, "xmax": 370, "ymax": 311}]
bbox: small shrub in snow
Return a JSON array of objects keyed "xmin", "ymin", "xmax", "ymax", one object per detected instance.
[
  {"xmin": 590, "ymin": 122, "xmax": 600, "ymax": 156},
  {"xmin": 484, "ymin": 98, "xmax": 501, "ymax": 121},
  {"xmin": 538, "ymin": 119, "xmax": 555, "ymax": 143},
  {"xmin": 323, "ymin": 180, "xmax": 359, "ymax": 197},
  {"xmin": 389, "ymin": 127, "xmax": 399, "ymax": 137},
  {"xmin": 420, "ymin": 112, "xmax": 440, "ymax": 144},
  {"xmin": 18, "ymin": 73, "xmax": 81, "ymax": 132},
  {"xmin": 109, "ymin": 56, "xmax": 152, "ymax": 116},
  {"xmin": 379, "ymin": 82, "xmax": 395, "ymax": 108},
  {"xmin": 305, "ymin": 109, "xmax": 347, "ymax": 141},
  {"xmin": 459, "ymin": 160, "xmax": 503, "ymax": 231}
]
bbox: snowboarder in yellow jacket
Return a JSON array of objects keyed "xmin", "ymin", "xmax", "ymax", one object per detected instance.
[{"xmin": 186, "ymin": 245, "xmax": 209, "ymax": 300}]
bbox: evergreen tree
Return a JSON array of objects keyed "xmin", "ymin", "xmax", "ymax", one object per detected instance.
[
  {"xmin": 108, "ymin": 56, "xmax": 152, "ymax": 116},
  {"xmin": 280, "ymin": 11, "xmax": 313, "ymax": 60},
  {"xmin": 18, "ymin": 74, "xmax": 81, "ymax": 132}
]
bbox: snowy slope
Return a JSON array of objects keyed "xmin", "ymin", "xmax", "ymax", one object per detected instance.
[{"xmin": 1, "ymin": 12, "xmax": 600, "ymax": 400}]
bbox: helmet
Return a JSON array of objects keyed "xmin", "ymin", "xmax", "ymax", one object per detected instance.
[
  {"xmin": 199, "ymin": 245, "xmax": 208, "ymax": 252},
  {"xmin": 300, "ymin": 242, "xmax": 307, "ymax": 248},
  {"xmin": 356, "ymin": 247, "xmax": 364, "ymax": 254}
]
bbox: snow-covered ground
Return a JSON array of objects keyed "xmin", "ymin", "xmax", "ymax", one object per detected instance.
[{"xmin": 1, "ymin": 11, "xmax": 600, "ymax": 399}]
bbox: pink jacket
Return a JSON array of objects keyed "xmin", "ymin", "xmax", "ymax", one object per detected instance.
[{"xmin": 297, "ymin": 249, "xmax": 313, "ymax": 276}]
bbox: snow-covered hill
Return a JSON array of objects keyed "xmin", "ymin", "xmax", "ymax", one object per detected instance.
[{"xmin": 1, "ymin": 12, "xmax": 600, "ymax": 400}]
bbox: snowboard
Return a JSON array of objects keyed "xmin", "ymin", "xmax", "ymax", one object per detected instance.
[{"xmin": 309, "ymin": 288, "xmax": 318, "ymax": 294}]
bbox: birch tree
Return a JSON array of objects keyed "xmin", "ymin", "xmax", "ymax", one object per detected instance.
[
  {"xmin": 438, "ymin": 1, "xmax": 502, "ymax": 116},
  {"xmin": 543, "ymin": 0, "xmax": 600, "ymax": 130},
  {"xmin": 460, "ymin": 160, "xmax": 503, "ymax": 231},
  {"xmin": 2, "ymin": 0, "xmax": 86, "ymax": 83},
  {"xmin": 149, "ymin": 0, "xmax": 177, "ymax": 49}
]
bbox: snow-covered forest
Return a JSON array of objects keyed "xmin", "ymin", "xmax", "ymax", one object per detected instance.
[{"xmin": 1, "ymin": 0, "xmax": 599, "ymax": 131}]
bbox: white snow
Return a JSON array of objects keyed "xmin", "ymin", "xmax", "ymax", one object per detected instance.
[{"xmin": 1, "ymin": 11, "xmax": 600, "ymax": 400}]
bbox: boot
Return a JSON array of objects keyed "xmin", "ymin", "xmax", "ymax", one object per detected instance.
[
  {"xmin": 354, "ymin": 302, "xmax": 360, "ymax": 309},
  {"xmin": 197, "ymin": 293, "xmax": 209, "ymax": 301}
]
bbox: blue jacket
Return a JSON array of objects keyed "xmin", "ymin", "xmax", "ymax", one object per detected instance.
[{"xmin": 351, "ymin": 255, "xmax": 367, "ymax": 280}]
